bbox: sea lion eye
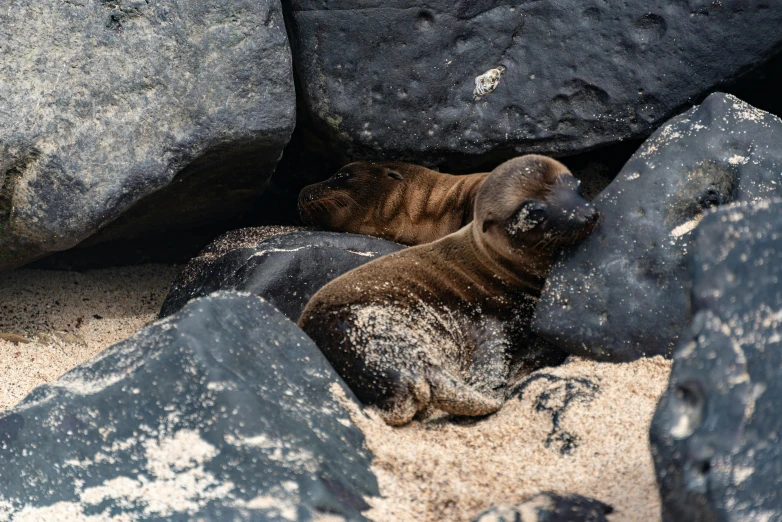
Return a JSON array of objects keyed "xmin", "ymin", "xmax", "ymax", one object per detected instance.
[
  {"xmin": 528, "ymin": 207, "xmax": 546, "ymax": 223},
  {"xmin": 510, "ymin": 201, "xmax": 547, "ymax": 233},
  {"xmin": 387, "ymin": 170, "xmax": 404, "ymax": 180},
  {"xmin": 520, "ymin": 202, "xmax": 547, "ymax": 224},
  {"xmin": 332, "ymin": 170, "xmax": 351, "ymax": 182}
]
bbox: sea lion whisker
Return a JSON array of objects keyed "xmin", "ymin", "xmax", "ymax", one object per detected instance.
[{"xmin": 341, "ymin": 193, "xmax": 367, "ymax": 211}]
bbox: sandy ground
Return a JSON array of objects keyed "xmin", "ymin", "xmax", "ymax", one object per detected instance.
[
  {"xmin": 0, "ymin": 265, "xmax": 177, "ymax": 411},
  {"xmin": 337, "ymin": 356, "xmax": 671, "ymax": 522},
  {"xmin": 0, "ymin": 264, "xmax": 670, "ymax": 522}
]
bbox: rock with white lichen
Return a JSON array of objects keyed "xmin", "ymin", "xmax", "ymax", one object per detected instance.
[
  {"xmin": 650, "ymin": 200, "xmax": 782, "ymax": 522},
  {"xmin": 159, "ymin": 230, "xmax": 405, "ymax": 321},
  {"xmin": 286, "ymin": 1, "xmax": 782, "ymax": 163},
  {"xmin": 532, "ymin": 93, "xmax": 782, "ymax": 361},
  {"xmin": 472, "ymin": 492, "xmax": 613, "ymax": 522},
  {"xmin": 0, "ymin": 291, "xmax": 377, "ymax": 521},
  {"xmin": 0, "ymin": 1, "xmax": 295, "ymax": 271}
]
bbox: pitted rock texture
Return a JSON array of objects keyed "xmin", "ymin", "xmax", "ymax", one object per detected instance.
[
  {"xmin": 0, "ymin": 291, "xmax": 377, "ymax": 521},
  {"xmin": 159, "ymin": 230, "xmax": 405, "ymax": 321},
  {"xmin": 533, "ymin": 93, "xmax": 782, "ymax": 361},
  {"xmin": 650, "ymin": 200, "xmax": 782, "ymax": 522},
  {"xmin": 472, "ymin": 492, "xmax": 613, "ymax": 522},
  {"xmin": 287, "ymin": 1, "xmax": 782, "ymax": 163},
  {"xmin": 0, "ymin": 1, "xmax": 294, "ymax": 270}
]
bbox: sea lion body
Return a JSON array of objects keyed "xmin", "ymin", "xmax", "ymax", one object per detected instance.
[
  {"xmin": 299, "ymin": 156, "xmax": 598, "ymax": 425},
  {"xmin": 298, "ymin": 162, "xmax": 488, "ymax": 245}
]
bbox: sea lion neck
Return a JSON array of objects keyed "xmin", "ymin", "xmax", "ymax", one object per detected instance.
[
  {"xmin": 465, "ymin": 225, "xmax": 547, "ymax": 295},
  {"xmin": 412, "ymin": 172, "xmax": 488, "ymax": 230}
]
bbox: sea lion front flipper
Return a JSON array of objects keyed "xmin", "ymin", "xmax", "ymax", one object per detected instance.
[
  {"xmin": 426, "ymin": 367, "xmax": 504, "ymax": 418},
  {"xmin": 466, "ymin": 317, "xmax": 511, "ymax": 393},
  {"xmin": 374, "ymin": 372, "xmax": 432, "ymax": 426}
]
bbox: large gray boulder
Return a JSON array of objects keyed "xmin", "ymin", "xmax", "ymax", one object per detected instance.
[
  {"xmin": 0, "ymin": 291, "xmax": 378, "ymax": 520},
  {"xmin": 533, "ymin": 93, "xmax": 782, "ymax": 361},
  {"xmin": 650, "ymin": 200, "xmax": 782, "ymax": 521},
  {"xmin": 286, "ymin": 1, "xmax": 782, "ymax": 163},
  {"xmin": 0, "ymin": 0, "xmax": 295, "ymax": 270}
]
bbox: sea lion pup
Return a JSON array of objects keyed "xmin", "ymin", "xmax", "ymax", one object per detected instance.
[
  {"xmin": 299, "ymin": 155, "xmax": 599, "ymax": 426},
  {"xmin": 298, "ymin": 162, "xmax": 489, "ymax": 245}
]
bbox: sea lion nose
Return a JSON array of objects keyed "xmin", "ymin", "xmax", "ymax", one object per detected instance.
[{"xmin": 579, "ymin": 205, "xmax": 599, "ymax": 225}]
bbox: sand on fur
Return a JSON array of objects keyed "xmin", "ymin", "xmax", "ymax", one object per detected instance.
[{"xmin": 0, "ymin": 265, "xmax": 177, "ymax": 411}]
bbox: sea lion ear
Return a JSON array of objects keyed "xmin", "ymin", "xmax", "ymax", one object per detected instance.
[
  {"xmin": 482, "ymin": 215, "xmax": 496, "ymax": 233},
  {"xmin": 387, "ymin": 170, "xmax": 404, "ymax": 180}
]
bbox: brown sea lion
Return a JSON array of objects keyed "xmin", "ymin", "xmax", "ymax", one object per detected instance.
[
  {"xmin": 298, "ymin": 155, "xmax": 599, "ymax": 426},
  {"xmin": 298, "ymin": 162, "xmax": 489, "ymax": 245}
]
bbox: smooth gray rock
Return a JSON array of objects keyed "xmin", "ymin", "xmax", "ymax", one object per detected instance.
[
  {"xmin": 287, "ymin": 1, "xmax": 782, "ymax": 163},
  {"xmin": 650, "ymin": 200, "xmax": 782, "ymax": 521},
  {"xmin": 0, "ymin": 1, "xmax": 295, "ymax": 270},
  {"xmin": 533, "ymin": 93, "xmax": 782, "ymax": 361},
  {"xmin": 0, "ymin": 291, "xmax": 377, "ymax": 521},
  {"xmin": 159, "ymin": 230, "xmax": 405, "ymax": 321},
  {"xmin": 472, "ymin": 492, "xmax": 613, "ymax": 522}
]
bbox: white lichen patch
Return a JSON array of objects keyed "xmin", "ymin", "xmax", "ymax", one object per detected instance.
[
  {"xmin": 733, "ymin": 465, "xmax": 755, "ymax": 484},
  {"xmin": 670, "ymin": 411, "xmax": 695, "ymax": 440},
  {"xmin": 0, "ymin": 427, "xmax": 306, "ymax": 521},
  {"xmin": 728, "ymin": 155, "xmax": 749, "ymax": 165},
  {"xmin": 474, "ymin": 66, "xmax": 506, "ymax": 99},
  {"xmin": 345, "ymin": 249, "xmax": 379, "ymax": 257},
  {"xmin": 670, "ymin": 214, "xmax": 705, "ymax": 238},
  {"xmin": 206, "ymin": 380, "xmax": 239, "ymax": 392},
  {"xmin": 143, "ymin": 430, "xmax": 219, "ymax": 480},
  {"xmin": 729, "ymin": 95, "xmax": 769, "ymax": 123},
  {"xmin": 8, "ymin": 501, "xmax": 121, "ymax": 522},
  {"xmin": 249, "ymin": 246, "xmax": 307, "ymax": 260},
  {"xmin": 224, "ymin": 433, "xmax": 318, "ymax": 473}
]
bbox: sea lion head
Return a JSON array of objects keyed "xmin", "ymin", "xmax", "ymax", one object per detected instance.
[
  {"xmin": 298, "ymin": 161, "xmax": 421, "ymax": 230},
  {"xmin": 475, "ymin": 155, "xmax": 599, "ymax": 259}
]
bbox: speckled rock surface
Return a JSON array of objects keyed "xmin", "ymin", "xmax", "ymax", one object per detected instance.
[
  {"xmin": 472, "ymin": 492, "xmax": 613, "ymax": 522},
  {"xmin": 650, "ymin": 200, "xmax": 782, "ymax": 522},
  {"xmin": 0, "ymin": 1, "xmax": 294, "ymax": 270},
  {"xmin": 159, "ymin": 231, "xmax": 405, "ymax": 321},
  {"xmin": 0, "ymin": 292, "xmax": 377, "ymax": 521},
  {"xmin": 287, "ymin": 1, "xmax": 782, "ymax": 163},
  {"xmin": 533, "ymin": 93, "xmax": 782, "ymax": 361}
]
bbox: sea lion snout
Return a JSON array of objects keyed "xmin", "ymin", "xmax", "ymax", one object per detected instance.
[
  {"xmin": 547, "ymin": 181, "xmax": 600, "ymax": 239},
  {"xmin": 576, "ymin": 203, "xmax": 600, "ymax": 227},
  {"xmin": 559, "ymin": 202, "xmax": 599, "ymax": 243}
]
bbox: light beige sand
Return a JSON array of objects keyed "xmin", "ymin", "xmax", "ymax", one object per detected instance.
[
  {"xmin": 336, "ymin": 356, "xmax": 671, "ymax": 522},
  {"xmin": 0, "ymin": 265, "xmax": 177, "ymax": 411}
]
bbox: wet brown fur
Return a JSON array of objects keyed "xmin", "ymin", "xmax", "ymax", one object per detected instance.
[
  {"xmin": 299, "ymin": 155, "xmax": 598, "ymax": 426},
  {"xmin": 298, "ymin": 162, "xmax": 489, "ymax": 245}
]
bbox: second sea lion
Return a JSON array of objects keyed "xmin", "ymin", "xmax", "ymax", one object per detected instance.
[
  {"xmin": 299, "ymin": 155, "xmax": 599, "ymax": 426},
  {"xmin": 298, "ymin": 162, "xmax": 489, "ymax": 245}
]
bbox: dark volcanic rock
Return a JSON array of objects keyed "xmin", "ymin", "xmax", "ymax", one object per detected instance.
[
  {"xmin": 286, "ymin": 1, "xmax": 782, "ymax": 163},
  {"xmin": 159, "ymin": 230, "xmax": 405, "ymax": 321},
  {"xmin": 0, "ymin": 1, "xmax": 294, "ymax": 270},
  {"xmin": 0, "ymin": 291, "xmax": 378, "ymax": 520},
  {"xmin": 650, "ymin": 200, "xmax": 782, "ymax": 522},
  {"xmin": 533, "ymin": 93, "xmax": 782, "ymax": 361},
  {"xmin": 472, "ymin": 492, "xmax": 613, "ymax": 522}
]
